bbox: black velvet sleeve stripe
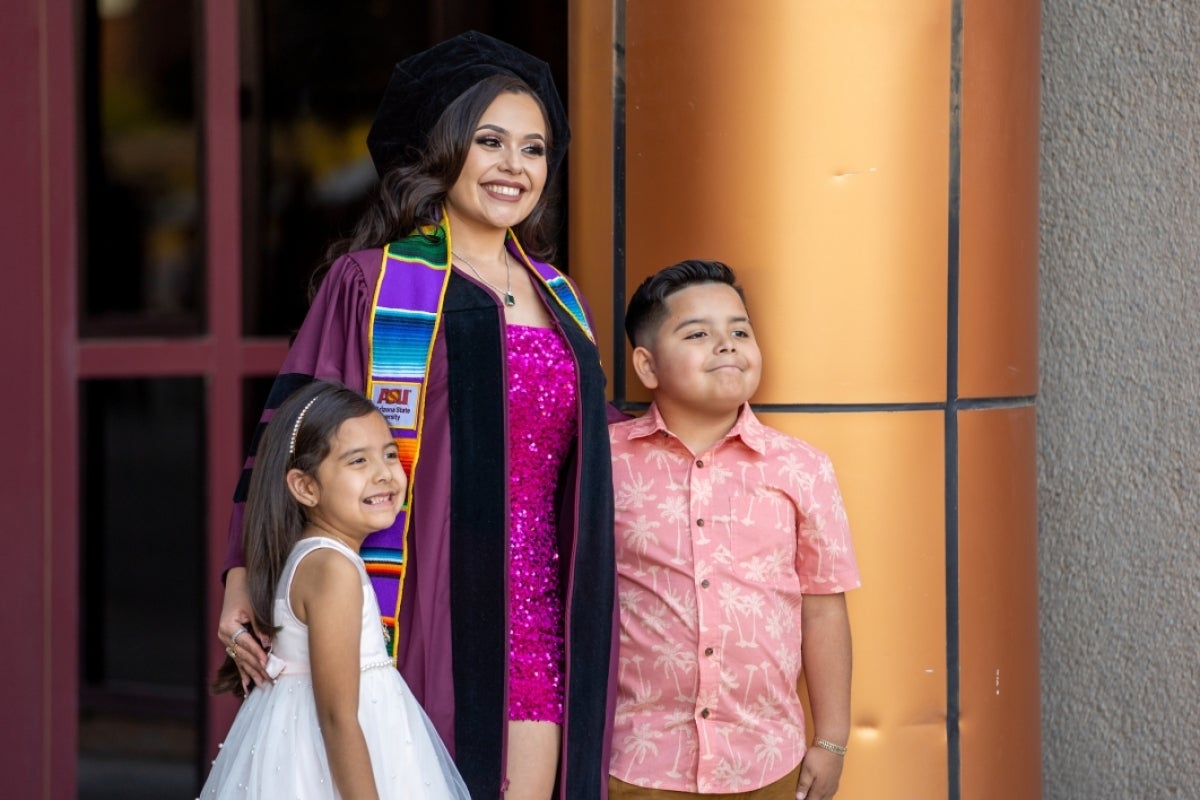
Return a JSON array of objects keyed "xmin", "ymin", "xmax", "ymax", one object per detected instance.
[
  {"xmin": 231, "ymin": 372, "xmax": 315, "ymax": 503},
  {"xmin": 557, "ymin": 302, "xmax": 616, "ymax": 800},
  {"xmin": 443, "ymin": 281, "xmax": 509, "ymax": 800},
  {"xmin": 437, "ymin": 274, "xmax": 615, "ymax": 800}
]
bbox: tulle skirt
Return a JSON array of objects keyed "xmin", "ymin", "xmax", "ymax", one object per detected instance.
[{"xmin": 198, "ymin": 666, "xmax": 469, "ymax": 799}]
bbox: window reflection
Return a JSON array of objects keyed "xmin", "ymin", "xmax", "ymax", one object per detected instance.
[
  {"xmin": 238, "ymin": 3, "xmax": 571, "ymax": 336},
  {"xmin": 78, "ymin": 378, "xmax": 205, "ymax": 796},
  {"xmin": 82, "ymin": 0, "xmax": 201, "ymax": 336},
  {"xmin": 240, "ymin": 2, "xmax": 433, "ymax": 336}
]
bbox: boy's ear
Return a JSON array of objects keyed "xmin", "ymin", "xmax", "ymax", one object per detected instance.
[
  {"xmin": 286, "ymin": 468, "xmax": 319, "ymax": 508},
  {"xmin": 631, "ymin": 345, "xmax": 660, "ymax": 390}
]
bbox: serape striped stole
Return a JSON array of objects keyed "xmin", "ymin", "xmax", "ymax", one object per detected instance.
[
  {"xmin": 364, "ymin": 232, "xmax": 451, "ymax": 659},
  {"xmin": 508, "ymin": 234, "xmax": 595, "ymax": 344},
  {"xmin": 363, "ymin": 227, "xmax": 593, "ymax": 660}
]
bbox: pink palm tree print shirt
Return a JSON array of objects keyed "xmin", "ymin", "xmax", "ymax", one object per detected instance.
[{"xmin": 608, "ymin": 404, "xmax": 860, "ymax": 793}]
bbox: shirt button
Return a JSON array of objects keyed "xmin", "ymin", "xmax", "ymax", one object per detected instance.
[
  {"xmin": 700, "ymin": 708, "xmax": 710, "ymax": 719},
  {"xmin": 700, "ymin": 579, "xmax": 710, "ymax": 589},
  {"xmin": 696, "ymin": 518, "xmax": 705, "ymax": 527},
  {"xmin": 704, "ymin": 647, "xmax": 714, "ymax": 656},
  {"xmin": 696, "ymin": 460, "xmax": 704, "ymax": 468}
]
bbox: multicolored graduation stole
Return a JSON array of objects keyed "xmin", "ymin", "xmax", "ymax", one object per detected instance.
[
  {"xmin": 363, "ymin": 223, "xmax": 594, "ymax": 661},
  {"xmin": 507, "ymin": 235, "xmax": 595, "ymax": 345},
  {"xmin": 364, "ymin": 229, "xmax": 452, "ymax": 659}
]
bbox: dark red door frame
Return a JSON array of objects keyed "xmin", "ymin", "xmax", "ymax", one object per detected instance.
[
  {"xmin": 3, "ymin": 1, "xmax": 81, "ymax": 797},
  {"xmin": 2, "ymin": 1, "xmax": 288, "ymax": 795},
  {"xmin": 200, "ymin": 0, "xmax": 252, "ymax": 759}
]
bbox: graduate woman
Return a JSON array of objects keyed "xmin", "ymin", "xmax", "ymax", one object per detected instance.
[{"xmin": 216, "ymin": 32, "xmax": 616, "ymax": 800}]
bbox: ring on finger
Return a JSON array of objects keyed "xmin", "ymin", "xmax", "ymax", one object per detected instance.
[{"xmin": 231, "ymin": 627, "xmax": 249, "ymax": 647}]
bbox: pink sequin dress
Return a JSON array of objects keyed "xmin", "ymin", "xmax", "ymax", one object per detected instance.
[{"xmin": 505, "ymin": 324, "xmax": 578, "ymax": 723}]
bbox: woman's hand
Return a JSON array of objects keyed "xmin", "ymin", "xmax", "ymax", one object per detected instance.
[{"xmin": 220, "ymin": 567, "xmax": 271, "ymax": 693}]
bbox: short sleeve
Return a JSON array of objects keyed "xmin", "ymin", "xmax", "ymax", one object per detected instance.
[{"xmin": 794, "ymin": 452, "xmax": 861, "ymax": 594}]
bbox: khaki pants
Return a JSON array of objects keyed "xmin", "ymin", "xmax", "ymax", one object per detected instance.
[{"xmin": 608, "ymin": 762, "xmax": 803, "ymax": 800}]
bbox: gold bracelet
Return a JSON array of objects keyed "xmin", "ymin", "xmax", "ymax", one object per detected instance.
[{"xmin": 813, "ymin": 738, "xmax": 847, "ymax": 756}]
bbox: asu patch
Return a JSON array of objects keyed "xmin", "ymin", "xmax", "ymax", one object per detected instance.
[{"xmin": 372, "ymin": 381, "xmax": 420, "ymax": 430}]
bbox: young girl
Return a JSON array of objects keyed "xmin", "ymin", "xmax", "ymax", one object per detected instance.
[{"xmin": 201, "ymin": 381, "xmax": 469, "ymax": 799}]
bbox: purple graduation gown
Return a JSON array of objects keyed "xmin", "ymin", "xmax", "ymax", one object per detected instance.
[{"xmin": 225, "ymin": 243, "xmax": 617, "ymax": 800}]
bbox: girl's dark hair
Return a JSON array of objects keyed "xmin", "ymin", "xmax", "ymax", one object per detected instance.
[
  {"xmin": 213, "ymin": 380, "xmax": 380, "ymax": 696},
  {"xmin": 624, "ymin": 260, "xmax": 746, "ymax": 348},
  {"xmin": 312, "ymin": 74, "xmax": 561, "ymax": 300}
]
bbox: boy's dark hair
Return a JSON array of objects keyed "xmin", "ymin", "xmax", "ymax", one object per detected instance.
[
  {"xmin": 624, "ymin": 259, "xmax": 746, "ymax": 348},
  {"xmin": 213, "ymin": 380, "xmax": 380, "ymax": 697}
]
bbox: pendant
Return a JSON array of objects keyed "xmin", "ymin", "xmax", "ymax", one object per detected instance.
[{"xmin": 504, "ymin": 292, "xmax": 516, "ymax": 307}]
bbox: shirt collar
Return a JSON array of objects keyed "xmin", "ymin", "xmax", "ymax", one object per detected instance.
[
  {"xmin": 622, "ymin": 402, "xmax": 768, "ymax": 456},
  {"xmin": 728, "ymin": 403, "xmax": 768, "ymax": 455}
]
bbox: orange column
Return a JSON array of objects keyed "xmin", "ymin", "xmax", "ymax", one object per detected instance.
[
  {"xmin": 957, "ymin": 2, "xmax": 1041, "ymax": 798},
  {"xmin": 569, "ymin": 1, "xmax": 1040, "ymax": 798}
]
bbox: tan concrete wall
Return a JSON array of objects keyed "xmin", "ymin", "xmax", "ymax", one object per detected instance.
[{"xmin": 1039, "ymin": 2, "xmax": 1200, "ymax": 797}]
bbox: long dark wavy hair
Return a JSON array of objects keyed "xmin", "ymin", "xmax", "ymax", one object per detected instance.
[
  {"xmin": 311, "ymin": 74, "xmax": 561, "ymax": 300},
  {"xmin": 213, "ymin": 380, "xmax": 381, "ymax": 696}
]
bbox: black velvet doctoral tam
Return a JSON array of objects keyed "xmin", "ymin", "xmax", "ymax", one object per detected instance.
[{"xmin": 367, "ymin": 30, "xmax": 570, "ymax": 181}]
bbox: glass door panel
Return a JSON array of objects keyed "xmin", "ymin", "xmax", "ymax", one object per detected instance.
[
  {"xmin": 81, "ymin": 0, "xmax": 202, "ymax": 337},
  {"xmin": 239, "ymin": 1, "xmax": 433, "ymax": 336},
  {"xmin": 78, "ymin": 378, "xmax": 206, "ymax": 798}
]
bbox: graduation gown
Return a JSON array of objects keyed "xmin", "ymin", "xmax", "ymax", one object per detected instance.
[{"xmin": 225, "ymin": 240, "xmax": 617, "ymax": 800}]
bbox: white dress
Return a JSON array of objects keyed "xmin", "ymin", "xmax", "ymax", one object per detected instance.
[{"xmin": 199, "ymin": 536, "xmax": 470, "ymax": 799}]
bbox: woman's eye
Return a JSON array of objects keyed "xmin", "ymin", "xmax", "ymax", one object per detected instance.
[
  {"xmin": 476, "ymin": 135, "xmax": 502, "ymax": 148},
  {"xmin": 523, "ymin": 143, "xmax": 546, "ymax": 157},
  {"xmin": 685, "ymin": 331, "xmax": 706, "ymax": 340},
  {"xmin": 732, "ymin": 329, "xmax": 750, "ymax": 338}
]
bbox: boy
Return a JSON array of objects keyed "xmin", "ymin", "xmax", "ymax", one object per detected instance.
[{"xmin": 609, "ymin": 261, "xmax": 860, "ymax": 800}]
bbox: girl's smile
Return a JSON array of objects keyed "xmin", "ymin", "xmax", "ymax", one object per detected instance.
[{"xmin": 293, "ymin": 411, "xmax": 408, "ymax": 548}]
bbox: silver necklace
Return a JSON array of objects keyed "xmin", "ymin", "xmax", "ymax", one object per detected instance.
[{"xmin": 453, "ymin": 248, "xmax": 515, "ymax": 307}]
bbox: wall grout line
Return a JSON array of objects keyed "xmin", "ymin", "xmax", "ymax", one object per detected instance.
[
  {"xmin": 946, "ymin": 1, "xmax": 965, "ymax": 798},
  {"xmin": 611, "ymin": 0, "xmax": 628, "ymax": 405}
]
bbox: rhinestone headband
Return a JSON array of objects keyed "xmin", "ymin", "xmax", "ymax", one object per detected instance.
[{"xmin": 288, "ymin": 397, "xmax": 320, "ymax": 456}]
